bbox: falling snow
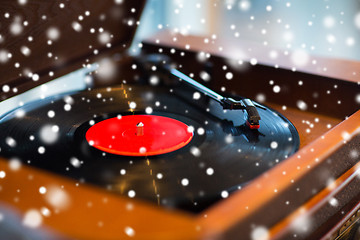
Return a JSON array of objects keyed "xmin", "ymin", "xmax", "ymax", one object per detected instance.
[
  {"xmin": 323, "ymin": 16, "xmax": 335, "ymax": 28},
  {"xmin": 2, "ymin": 85, "xmax": 10, "ymax": 92},
  {"xmin": 206, "ymin": 168, "xmax": 214, "ymax": 175},
  {"xmin": 190, "ymin": 146, "xmax": 201, "ymax": 157},
  {"xmin": 124, "ymin": 226, "xmax": 135, "ymax": 237},
  {"xmin": 292, "ymin": 214, "xmax": 312, "ymax": 234},
  {"xmin": 97, "ymin": 58, "xmax": 117, "ymax": 80},
  {"xmin": 39, "ymin": 186, "xmax": 47, "ymax": 194},
  {"xmin": 39, "ymin": 125, "xmax": 59, "ymax": 144},
  {"xmin": 45, "ymin": 186, "xmax": 70, "ymax": 210},
  {"xmin": 291, "ymin": 49, "xmax": 309, "ymax": 67},
  {"xmin": 72, "ymin": 21, "xmax": 82, "ymax": 32},
  {"xmin": 64, "ymin": 104, "xmax": 71, "ymax": 111},
  {"xmin": 128, "ymin": 190, "xmax": 136, "ymax": 198},
  {"xmin": 70, "ymin": 157, "xmax": 81, "ymax": 168},
  {"xmin": 22, "ymin": 209, "xmax": 43, "ymax": 228},
  {"xmin": 41, "ymin": 207, "xmax": 51, "ymax": 217},
  {"xmin": 145, "ymin": 107, "xmax": 153, "ymax": 114},
  {"xmin": 356, "ymin": 94, "xmax": 360, "ymax": 104},
  {"xmin": 225, "ymin": 134, "xmax": 234, "ymax": 144},
  {"xmin": 0, "ymin": 49, "xmax": 11, "ymax": 63},
  {"xmin": 129, "ymin": 101, "xmax": 137, "ymax": 109},
  {"xmin": 273, "ymin": 85, "xmax": 281, "ymax": 93},
  {"xmin": 270, "ymin": 141, "xmax": 278, "ymax": 149},
  {"xmin": 149, "ymin": 76, "xmax": 160, "ymax": 85},
  {"xmin": 6, "ymin": 137, "xmax": 16, "ymax": 147},
  {"xmin": 38, "ymin": 146, "xmax": 46, "ymax": 154},
  {"xmin": 10, "ymin": 17, "xmax": 23, "ymax": 35},
  {"xmin": 0, "ymin": 2, "xmax": 358, "ymax": 239},
  {"xmin": 139, "ymin": 147, "xmax": 146, "ymax": 154},
  {"xmin": 187, "ymin": 126, "xmax": 195, "ymax": 133},
  {"xmin": 297, "ymin": 100, "xmax": 308, "ymax": 111},
  {"xmin": 250, "ymin": 58, "xmax": 257, "ymax": 65},
  {"xmin": 200, "ymin": 71, "xmax": 210, "ymax": 81},
  {"xmin": 256, "ymin": 93, "xmax": 266, "ymax": 103},
  {"xmin": 355, "ymin": 12, "xmax": 360, "ymax": 29},
  {"xmin": 225, "ymin": 72, "xmax": 233, "ymax": 80},
  {"xmin": 251, "ymin": 226, "xmax": 269, "ymax": 240},
  {"xmin": 197, "ymin": 127, "xmax": 205, "ymax": 135},
  {"xmin": 32, "ymin": 74, "xmax": 39, "ymax": 81},
  {"xmin": 329, "ymin": 197, "xmax": 339, "ymax": 207},
  {"xmin": 221, "ymin": 190, "xmax": 229, "ymax": 198},
  {"xmin": 21, "ymin": 46, "xmax": 31, "ymax": 56},
  {"xmin": 239, "ymin": 0, "xmax": 251, "ymax": 11},
  {"xmin": 47, "ymin": 27, "xmax": 61, "ymax": 40},
  {"xmin": 18, "ymin": 0, "xmax": 27, "ymax": 5},
  {"xmin": 98, "ymin": 31, "xmax": 111, "ymax": 44},
  {"xmin": 341, "ymin": 131, "xmax": 351, "ymax": 141},
  {"xmin": 193, "ymin": 92, "xmax": 201, "ymax": 99},
  {"xmin": 181, "ymin": 178, "xmax": 189, "ymax": 186},
  {"xmin": 9, "ymin": 158, "xmax": 21, "ymax": 171}
]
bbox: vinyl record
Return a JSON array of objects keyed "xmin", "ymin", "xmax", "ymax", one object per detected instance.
[{"xmin": 0, "ymin": 84, "xmax": 299, "ymax": 212}]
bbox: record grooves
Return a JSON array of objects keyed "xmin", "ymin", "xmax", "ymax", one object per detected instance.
[{"xmin": 0, "ymin": 84, "xmax": 299, "ymax": 212}]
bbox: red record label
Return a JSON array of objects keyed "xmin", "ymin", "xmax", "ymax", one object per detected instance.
[{"xmin": 85, "ymin": 115, "xmax": 194, "ymax": 156}]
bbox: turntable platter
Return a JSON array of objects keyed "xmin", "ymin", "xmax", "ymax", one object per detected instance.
[{"xmin": 0, "ymin": 84, "xmax": 299, "ymax": 212}]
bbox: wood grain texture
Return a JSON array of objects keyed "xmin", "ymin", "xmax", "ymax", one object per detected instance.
[
  {"xmin": 0, "ymin": 158, "xmax": 199, "ymax": 240},
  {"xmin": 270, "ymin": 161, "xmax": 360, "ymax": 239}
]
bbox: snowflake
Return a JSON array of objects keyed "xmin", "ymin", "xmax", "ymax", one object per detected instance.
[{"xmin": 23, "ymin": 209, "xmax": 42, "ymax": 228}]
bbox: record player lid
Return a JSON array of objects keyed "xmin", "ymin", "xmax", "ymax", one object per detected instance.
[{"xmin": 0, "ymin": 0, "xmax": 146, "ymax": 100}]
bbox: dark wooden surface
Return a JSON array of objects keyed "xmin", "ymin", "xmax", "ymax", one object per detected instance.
[
  {"xmin": 0, "ymin": 0, "xmax": 145, "ymax": 100},
  {"xmin": 142, "ymin": 32, "xmax": 360, "ymax": 121}
]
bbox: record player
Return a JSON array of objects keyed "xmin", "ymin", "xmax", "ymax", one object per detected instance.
[{"xmin": 0, "ymin": 1, "xmax": 360, "ymax": 240}]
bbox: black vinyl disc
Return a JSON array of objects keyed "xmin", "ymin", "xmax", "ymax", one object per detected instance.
[{"xmin": 0, "ymin": 84, "xmax": 299, "ymax": 212}]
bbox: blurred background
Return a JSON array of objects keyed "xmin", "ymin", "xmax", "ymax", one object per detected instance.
[
  {"xmin": 133, "ymin": 0, "xmax": 360, "ymax": 60},
  {"xmin": 1, "ymin": 0, "xmax": 359, "ymax": 115}
]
